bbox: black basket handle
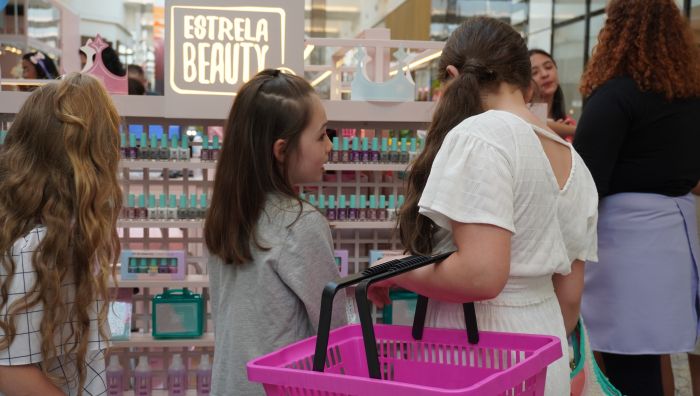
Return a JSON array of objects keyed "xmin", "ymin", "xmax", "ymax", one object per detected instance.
[
  {"xmin": 312, "ymin": 254, "xmax": 429, "ymax": 371},
  {"xmin": 355, "ymin": 254, "xmax": 480, "ymax": 379}
]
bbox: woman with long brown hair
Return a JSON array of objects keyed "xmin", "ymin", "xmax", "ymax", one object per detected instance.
[
  {"xmin": 369, "ymin": 16, "xmax": 598, "ymax": 395},
  {"xmin": 0, "ymin": 73, "xmax": 122, "ymax": 395},
  {"xmin": 574, "ymin": 0, "xmax": 700, "ymax": 394}
]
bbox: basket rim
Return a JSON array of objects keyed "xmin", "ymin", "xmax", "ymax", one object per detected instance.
[{"xmin": 247, "ymin": 323, "xmax": 562, "ymax": 394}]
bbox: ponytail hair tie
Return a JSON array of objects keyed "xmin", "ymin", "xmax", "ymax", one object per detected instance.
[{"xmin": 462, "ymin": 62, "xmax": 496, "ymax": 81}]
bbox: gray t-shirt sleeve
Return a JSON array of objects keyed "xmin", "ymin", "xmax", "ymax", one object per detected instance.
[{"xmin": 273, "ymin": 209, "xmax": 348, "ymax": 332}]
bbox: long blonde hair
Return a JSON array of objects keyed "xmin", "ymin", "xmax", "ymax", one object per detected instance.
[{"xmin": 0, "ymin": 73, "xmax": 122, "ymax": 392}]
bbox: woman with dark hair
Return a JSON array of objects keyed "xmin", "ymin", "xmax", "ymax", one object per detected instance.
[
  {"xmin": 20, "ymin": 52, "xmax": 59, "ymax": 91},
  {"xmin": 574, "ymin": 0, "xmax": 700, "ymax": 394},
  {"xmin": 529, "ymin": 49, "xmax": 576, "ymax": 139},
  {"xmin": 369, "ymin": 16, "xmax": 598, "ymax": 395}
]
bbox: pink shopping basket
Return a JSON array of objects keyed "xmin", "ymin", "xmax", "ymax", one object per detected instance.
[{"xmin": 247, "ymin": 253, "xmax": 563, "ymax": 395}]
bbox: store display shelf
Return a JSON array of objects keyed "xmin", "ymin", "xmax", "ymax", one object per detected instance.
[
  {"xmin": 0, "ymin": 92, "xmax": 434, "ymax": 125},
  {"xmin": 110, "ymin": 274, "xmax": 209, "ymax": 288},
  {"xmin": 111, "ymin": 332, "xmax": 214, "ymax": 348},
  {"xmin": 324, "ymin": 163, "xmax": 410, "ymax": 172},
  {"xmin": 117, "ymin": 219, "xmax": 204, "ymax": 229},
  {"xmin": 329, "ymin": 221, "xmax": 396, "ymax": 229},
  {"xmin": 119, "ymin": 158, "xmax": 217, "ymax": 170}
]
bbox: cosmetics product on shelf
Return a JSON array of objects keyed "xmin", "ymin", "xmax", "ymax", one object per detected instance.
[
  {"xmin": 179, "ymin": 135, "xmax": 190, "ymax": 161},
  {"xmin": 148, "ymin": 135, "xmax": 158, "ymax": 160},
  {"xmin": 128, "ymin": 134, "xmax": 138, "ymax": 160},
  {"xmin": 358, "ymin": 195, "xmax": 367, "ymax": 220},
  {"xmin": 390, "ymin": 137, "xmax": 400, "ymax": 163},
  {"xmin": 152, "ymin": 288, "xmax": 205, "ymax": 339},
  {"xmin": 108, "ymin": 288, "xmax": 133, "ymax": 341},
  {"xmin": 188, "ymin": 194, "xmax": 198, "ymax": 219},
  {"xmin": 371, "ymin": 137, "xmax": 380, "ymax": 162},
  {"xmin": 133, "ymin": 355, "xmax": 152, "ymax": 396},
  {"xmin": 168, "ymin": 194, "xmax": 178, "ymax": 219},
  {"xmin": 197, "ymin": 194, "xmax": 208, "ymax": 218},
  {"xmin": 361, "ymin": 137, "xmax": 370, "ymax": 162},
  {"xmin": 398, "ymin": 194, "xmax": 405, "ymax": 210},
  {"xmin": 196, "ymin": 354, "xmax": 212, "ymax": 396},
  {"xmin": 211, "ymin": 136, "xmax": 221, "ymax": 161},
  {"xmin": 380, "ymin": 138, "xmax": 389, "ymax": 163},
  {"xmin": 157, "ymin": 135, "xmax": 168, "ymax": 160},
  {"xmin": 167, "ymin": 354, "xmax": 187, "ymax": 396},
  {"xmin": 387, "ymin": 195, "xmax": 397, "ymax": 220},
  {"xmin": 337, "ymin": 195, "xmax": 347, "ymax": 220},
  {"xmin": 308, "ymin": 194, "xmax": 317, "ymax": 207},
  {"xmin": 125, "ymin": 194, "xmax": 136, "ymax": 219},
  {"xmin": 341, "ymin": 138, "xmax": 350, "ymax": 162},
  {"xmin": 157, "ymin": 194, "xmax": 168, "ymax": 219},
  {"xmin": 327, "ymin": 194, "xmax": 337, "ymax": 221},
  {"xmin": 201, "ymin": 137, "xmax": 210, "ymax": 161},
  {"xmin": 106, "ymin": 355, "xmax": 124, "ymax": 396},
  {"xmin": 330, "ymin": 137, "xmax": 340, "ymax": 162},
  {"xmin": 400, "ymin": 137, "xmax": 409, "ymax": 163},
  {"xmin": 137, "ymin": 194, "xmax": 148, "ymax": 219},
  {"xmin": 378, "ymin": 195, "xmax": 387, "ymax": 221},
  {"xmin": 119, "ymin": 133, "xmax": 127, "ymax": 158},
  {"xmin": 348, "ymin": 195, "xmax": 358, "ymax": 220},
  {"xmin": 169, "ymin": 137, "xmax": 180, "ymax": 161},
  {"xmin": 138, "ymin": 133, "xmax": 148, "ymax": 160},
  {"xmin": 351, "ymin": 138, "xmax": 360, "ymax": 162},
  {"xmin": 177, "ymin": 194, "xmax": 188, "ymax": 219},
  {"xmin": 147, "ymin": 195, "xmax": 157, "ymax": 219},
  {"xmin": 318, "ymin": 194, "xmax": 326, "ymax": 214},
  {"xmin": 368, "ymin": 195, "xmax": 377, "ymax": 220},
  {"xmin": 120, "ymin": 250, "xmax": 186, "ymax": 280}
]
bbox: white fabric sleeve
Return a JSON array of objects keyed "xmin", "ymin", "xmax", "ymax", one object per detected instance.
[{"xmin": 418, "ymin": 132, "xmax": 516, "ymax": 233}]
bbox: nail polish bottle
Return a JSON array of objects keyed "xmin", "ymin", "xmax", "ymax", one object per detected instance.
[
  {"xmin": 159, "ymin": 135, "xmax": 170, "ymax": 160},
  {"xmin": 378, "ymin": 195, "xmax": 387, "ymax": 221},
  {"xmin": 169, "ymin": 257, "xmax": 179, "ymax": 274},
  {"xmin": 351, "ymin": 138, "xmax": 360, "ymax": 162},
  {"xmin": 137, "ymin": 194, "xmax": 148, "ymax": 219},
  {"xmin": 371, "ymin": 138, "xmax": 380, "ymax": 163},
  {"xmin": 348, "ymin": 195, "xmax": 358, "ymax": 220},
  {"xmin": 188, "ymin": 194, "xmax": 198, "ymax": 219},
  {"xmin": 358, "ymin": 195, "xmax": 367, "ymax": 220},
  {"xmin": 119, "ymin": 133, "xmax": 127, "ymax": 159},
  {"xmin": 308, "ymin": 194, "xmax": 317, "ymax": 208},
  {"xmin": 157, "ymin": 194, "xmax": 167, "ymax": 219},
  {"xmin": 149, "ymin": 135, "xmax": 158, "ymax": 160},
  {"xmin": 367, "ymin": 195, "xmax": 377, "ymax": 220},
  {"xmin": 138, "ymin": 133, "xmax": 148, "ymax": 160},
  {"xmin": 170, "ymin": 136, "xmax": 180, "ymax": 161},
  {"xmin": 179, "ymin": 135, "xmax": 190, "ymax": 161},
  {"xmin": 341, "ymin": 138, "xmax": 350, "ymax": 163},
  {"xmin": 198, "ymin": 193, "xmax": 208, "ymax": 218},
  {"xmin": 327, "ymin": 195, "xmax": 337, "ymax": 221},
  {"xmin": 126, "ymin": 194, "xmax": 136, "ymax": 219},
  {"xmin": 397, "ymin": 195, "xmax": 405, "ymax": 211},
  {"xmin": 201, "ymin": 137, "xmax": 210, "ymax": 161},
  {"xmin": 360, "ymin": 138, "xmax": 370, "ymax": 162},
  {"xmin": 147, "ymin": 194, "xmax": 157, "ymax": 219},
  {"xmin": 211, "ymin": 136, "xmax": 221, "ymax": 161},
  {"xmin": 390, "ymin": 138, "xmax": 400, "ymax": 163},
  {"xmin": 330, "ymin": 137, "xmax": 340, "ymax": 163},
  {"xmin": 139, "ymin": 258, "xmax": 149, "ymax": 274},
  {"xmin": 151, "ymin": 258, "xmax": 160, "ymax": 274},
  {"xmin": 409, "ymin": 137, "xmax": 418, "ymax": 162},
  {"xmin": 387, "ymin": 195, "xmax": 396, "ymax": 220},
  {"xmin": 400, "ymin": 137, "xmax": 409, "ymax": 163},
  {"xmin": 128, "ymin": 134, "xmax": 138, "ymax": 160},
  {"xmin": 380, "ymin": 138, "xmax": 389, "ymax": 163},
  {"xmin": 318, "ymin": 194, "xmax": 326, "ymax": 215},
  {"xmin": 337, "ymin": 195, "xmax": 347, "ymax": 221},
  {"xmin": 128, "ymin": 258, "xmax": 138, "ymax": 274},
  {"xmin": 157, "ymin": 257, "xmax": 168, "ymax": 273},
  {"xmin": 168, "ymin": 194, "xmax": 178, "ymax": 220},
  {"xmin": 177, "ymin": 194, "xmax": 188, "ymax": 219}
]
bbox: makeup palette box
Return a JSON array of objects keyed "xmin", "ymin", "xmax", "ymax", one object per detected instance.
[{"xmin": 119, "ymin": 249, "xmax": 186, "ymax": 280}]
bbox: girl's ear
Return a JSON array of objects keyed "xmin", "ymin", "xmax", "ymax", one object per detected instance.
[
  {"xmin": 273, "ymin": 138, "xmax": 286, "ymax": 163},
  {"xmin": 446, "ymin": 65, "xmax": 460, "ymax": 79}
]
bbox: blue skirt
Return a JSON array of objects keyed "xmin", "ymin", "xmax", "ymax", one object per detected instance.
[{"xmin": 582, "ymin": 193, "xmax": 700, "ymax": 354}]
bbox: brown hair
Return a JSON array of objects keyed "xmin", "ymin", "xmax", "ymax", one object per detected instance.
[
  {"xmin": 205, "ymin": 69, "xmax": 316, "ymax": 265},
  {"xmin": 528, "ymin": 48, "xmax": 567, "ymax": 120},
  {"xmin": 399, "ymin": 16, "xmax": 531, "ymax": 255},
  {"xmin": 580, "ymin": 0, "xmax": 700, "ymax": 99},
  {"xmin": 0, "ymin": 73, "xmax": 122, "ymax": 393}
]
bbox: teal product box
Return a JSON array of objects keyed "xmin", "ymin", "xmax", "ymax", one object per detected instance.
[
  {"xmin": 382, "ymin": 289, "xmax": 418, "ymax": 325},
  {"xmin": 334, "ymin": 249, "xmax": 348, "ymax": 276},
  {"xmin": 152, "ymin": 288, "xmax": 204, "ymax": 339},
  {"xmin": 119, "ymin": 249, "xmax": 186, "ymax": 281}
]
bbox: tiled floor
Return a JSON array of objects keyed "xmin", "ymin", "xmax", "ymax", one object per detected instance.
[{"xmin": 672, "ymin": 353, "xmax": 694, "ymax": 395}]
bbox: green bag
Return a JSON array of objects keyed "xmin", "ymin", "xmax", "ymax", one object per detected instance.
[{"xmin": 570, "ymin": 318, "xmax": 621, "ymax": 395}]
